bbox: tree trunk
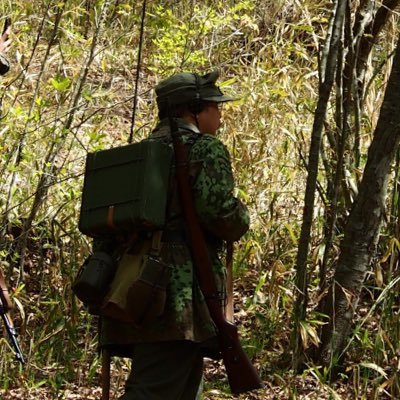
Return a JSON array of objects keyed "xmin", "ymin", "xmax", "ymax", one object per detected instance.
[
  {"xmin": 292, "ymin": 0, "xmax": 347, "ymax": 370},
  {"xmin": 356, "ymin": 0, "xmax": 400, "ymax": 104},
  {"xmin": 318, "ymin": 34, "xmax": 400, "ymax": 369},
  {"xmin": 15, "ymin": 0, "xmax": 111, "ymax": 280},
  {"xmin": 319, "ymin": 0, "xmax": 400, "ymax": 293}
]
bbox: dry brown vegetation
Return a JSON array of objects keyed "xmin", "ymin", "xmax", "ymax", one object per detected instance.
[{"xmin": 0, "ymin": 1, "xmax": 399, "ymax": 399}]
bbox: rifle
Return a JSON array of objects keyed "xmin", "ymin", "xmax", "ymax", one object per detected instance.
[
  {"xmin": 169, "ymin": 114, "xmax": 264, "ymax": 394},
  {"xmin": 0, "ymin": 269, "xmax": 24, "ymax": 364}
]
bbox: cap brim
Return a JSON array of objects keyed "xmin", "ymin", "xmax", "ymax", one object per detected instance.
[{"xmin": 202, "ymin": 94, "xmax": 237, "ymax": 103}]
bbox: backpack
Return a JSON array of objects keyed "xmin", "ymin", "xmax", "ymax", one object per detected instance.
[
  {"xmin": 74, "ymin": 139, "xmax": 173, "ymax": 313},
  {"xmin": 78, "ymin": 139, "xmax": 173, "ymax": 238}
]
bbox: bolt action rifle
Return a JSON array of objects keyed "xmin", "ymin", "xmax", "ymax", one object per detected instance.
[
  {"xmin": 0, "ymin": 269, "xmax": 24, "ymax": 364},
  {"xmin": 168, "ymin": 113, "xmax": 264, "ymax": 394}
]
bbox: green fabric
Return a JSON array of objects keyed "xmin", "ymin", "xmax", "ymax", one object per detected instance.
[
  {"xmin": 191, "ymin": 133, "xmax": 250, "ymax": 242},
  {"xmin": 155, "ymin": 70, "xmax": 234, "ymax": 107},
  {"xmin": 119, "ymin": 341, "xmax": 203, "ymax": 400},
  {"xmin": 99, "ymin": 119, "xmax": 249, "ymax": 354}
]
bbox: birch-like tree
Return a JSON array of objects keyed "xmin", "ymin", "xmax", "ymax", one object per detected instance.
[
  {"xmin": 318, "ymin": 32, "xmax": 400, "ymax": 368},
  {"xmin": 292, "ymin": 0, "xmax": 400, "ymax": 371}
]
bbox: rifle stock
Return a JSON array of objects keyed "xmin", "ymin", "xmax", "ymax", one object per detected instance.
[
  {"xmin": 218, "ymin": 320, "xmax": 263, "ymax": 393},
  {"xmin": 169, "ymin": 115, "xmax": 263, "ymax": 394}
]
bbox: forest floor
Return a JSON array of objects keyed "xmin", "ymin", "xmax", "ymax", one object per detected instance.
[
  {"xmin": 0, "ymin": 251, "xmax": 387, "ymax": 399},
  {"xmin": 0, "ymin": 339, "xmax": 363, "ymax": 400},
  {"xmin": 0, "ymin": 372, "xmax": 356, "ymax": 400},
  {"xmin": 0, "ymin": 288, "xmax": 383, "ymax": 399}
]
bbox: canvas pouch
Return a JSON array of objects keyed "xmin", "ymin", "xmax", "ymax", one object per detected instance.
[
  {"xmin": 101, "ymin": 232, "xmax": 171, "ymax": 325},
  {"xmin": 72, "ymin": 251, "xmax": 117, "ymax": 313}
]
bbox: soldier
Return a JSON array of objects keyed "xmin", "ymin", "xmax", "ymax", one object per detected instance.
[
  {"xmin": 99, "ymin": 70, "xmax": 250, "ymax": 400},
  {"xmin": 0, "ymin": 23, "xmax": 11, "ymax": 75}
]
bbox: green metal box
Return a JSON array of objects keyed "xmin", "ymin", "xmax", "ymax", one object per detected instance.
[{"xmin": 79, "ymin": 140, "xmax": 172, "ymax": 238}]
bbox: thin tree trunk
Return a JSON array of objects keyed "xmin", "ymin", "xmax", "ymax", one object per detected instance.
[
  {"xmin": 319, "ymin": 0, "xmax": 399, "ymax": 303},
  {"xmin": 292, "ymin": 0, "xmax": 347, "ymax": 370},
  {"xmin": 15, "ymin": 1, "xmax": 112, "ymax": 280},
  {"xmin": 0, "ymin": 3, "xmax": 53, "ymax": 235},
  {"xmin": 356, "ymin": 0, "xmax": 400, "ymax": 105},
  {"xmin": 319, "ymin": 3, "xmax": 348, "ymax": 294},
  {"xmin": 318, "ymin": 34, "xmax": 400, "ymax": 370}
]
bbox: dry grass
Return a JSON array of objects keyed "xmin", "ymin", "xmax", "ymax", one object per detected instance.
[{"xmin": 0, "ymin": 0, "xmax": 399, "ymax": 398}]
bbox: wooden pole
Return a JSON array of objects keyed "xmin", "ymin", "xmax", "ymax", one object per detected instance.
[
  {"xmin": 225, "ymin": 242, "xmax": 234, "ymax": 322},
  {"xmin": 101, "ymin": 348, "xmax": 111, "ymax": 400}
]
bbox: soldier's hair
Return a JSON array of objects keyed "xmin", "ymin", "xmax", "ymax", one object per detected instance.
[{"xmin": 158, "ymin": 100, "xmax": 208, "ymax": 119}]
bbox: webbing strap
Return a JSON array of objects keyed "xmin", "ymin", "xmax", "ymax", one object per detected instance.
[{"xmin": 150, "ymin": 230, "xmax": 163, "ymax": 255}]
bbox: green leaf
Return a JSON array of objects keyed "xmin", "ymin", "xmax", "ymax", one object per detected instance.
[{"xmin": 50, "ymin": 76, "xmax": 71, "ymax": 92}]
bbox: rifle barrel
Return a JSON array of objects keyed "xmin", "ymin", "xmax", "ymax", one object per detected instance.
[{"xmin": 0, "ymin": 301, "xmax": 25, "ymax": 364}]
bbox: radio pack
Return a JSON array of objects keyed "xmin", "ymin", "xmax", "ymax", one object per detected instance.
[{"xmin": 78, "ymin": 140, "xmax": 173, "ymax": 238}]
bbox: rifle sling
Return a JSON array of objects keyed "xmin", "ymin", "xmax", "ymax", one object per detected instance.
[{"xmin": 168, "ymin": 112, "xmax": 263, "ymax": 394}]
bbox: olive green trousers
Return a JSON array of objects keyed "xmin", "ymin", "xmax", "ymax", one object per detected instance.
[{"xmin": 119, "ymin": 340, "xmax": 203, "ymax": 400}]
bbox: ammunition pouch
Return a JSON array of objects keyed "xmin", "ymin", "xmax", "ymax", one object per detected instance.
[
  {"xmin": 72, "ymin": 251, "xmax": 117, "ymax": 312},
  {"xmin": 101, "ymin": 231, "xmax": 171, "ymax": 326}
]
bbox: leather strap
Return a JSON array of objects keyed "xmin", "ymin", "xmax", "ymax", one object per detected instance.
[
  {"xmin": 149, "ymin": 230, "xmax": 163, "ymax": 256},
  {"xmin": 225, "ymin": 241, "xmax": 234, "ymax": 322}
]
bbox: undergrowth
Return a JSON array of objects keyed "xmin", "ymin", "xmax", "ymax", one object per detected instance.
[{"xmin": 0, "ymin": 1, "xmax": 399, "ymax": 399}]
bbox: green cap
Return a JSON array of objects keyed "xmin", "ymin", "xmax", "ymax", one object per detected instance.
[{"xmin": 155, "ymin": 70, "xmax": 235, "ymax": 107}]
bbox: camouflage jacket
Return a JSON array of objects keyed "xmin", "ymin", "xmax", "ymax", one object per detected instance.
[
  {"xmin": 99, "ymin": 119, "xmax": 249, "ymax": 356},
  {"xmin": 0, "ymin": 53, "xmax": 9, "ymax": 75}
]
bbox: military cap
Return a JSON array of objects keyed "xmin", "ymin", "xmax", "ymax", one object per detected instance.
[{"xmin": 155, "ymin": 70, "xmax": 234, "ymax": 107}]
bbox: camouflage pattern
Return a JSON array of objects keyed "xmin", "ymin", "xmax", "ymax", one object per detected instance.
[
  {"xmin": 99, "ymin": 118, "xmax": 249, "ymax": 356},
  {"xmin": 0, "ymin": 53, "xmax": 9, "ymax": 75}
]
